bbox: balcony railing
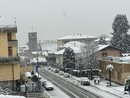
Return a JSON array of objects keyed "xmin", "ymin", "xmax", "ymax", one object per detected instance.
[
  {"xmin": 0, "ymin": 25, "xmax": 17, "ymax": 33},
  {"xmin": 0, "ymin": 56, "xmax": 20, "ymax": 64},
  {"xmin": 8, "ymin": 40, "xmax": 18, "ymax": 46}
]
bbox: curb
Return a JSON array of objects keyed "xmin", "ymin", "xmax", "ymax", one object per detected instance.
[{"xmin": 90, "ymin": 84, "xmax": 124, "ymax": 98}]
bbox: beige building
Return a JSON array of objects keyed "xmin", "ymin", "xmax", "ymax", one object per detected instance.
[
  {"xmin": 57, "ymin": 34, "xmax": 97, "ymax": 47},
  {"xmin": 0, "ymin": 25, "xmax": 20, "ymax": 90},
  {"xmin": 99, "ymin": 60, "xmax": 130, "ymax": 85},
  {"xmin": 96, "ymin": 45, "xmax": 121, "ymax": 60}
]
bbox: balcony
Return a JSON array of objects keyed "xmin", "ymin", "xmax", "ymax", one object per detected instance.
[
  {"xmin": 0, "ymin": 25, "xmax": 17, "ymax": 33},
  {"xmin": 0, "ymin": 56, "xmax": 20, "ymax": 64},
  {"xmin": 8, "ymin": 40, "xmax": 18, "ymax": 46}
]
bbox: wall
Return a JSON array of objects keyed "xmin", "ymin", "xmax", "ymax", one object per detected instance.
[
  {"xmin": 99, "ymin": 60, "xmax": 130, "ymax": 85},
  {"xmin": 0, "ymin": 64, "xmax": 20, "ymax": 81},
  {"xmin": 0, "ymin": 33, "xmax": 8, "ymax": 56},
  {"xmin": 20, "ymin": 66, "xmax": 33, "ymax": 74},
  {"xmin": 57, "ymin": 40, "xmax": 64, "ymax": 47},
  {"xmin": 98, "ymin": 49, "xmax": 120, "ymax": 60},
  {"xmin": 56, "ymin": 54, "xmax": 63, "ymax": 67}
]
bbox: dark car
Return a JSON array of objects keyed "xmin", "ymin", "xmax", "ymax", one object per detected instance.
[
  {"xmin": 124, "ymin": 77, "xmax": 130, "ymax": 94},
  {"xmin": 124, "ymin": 84, "xmax": 129, "ymax": 94}
]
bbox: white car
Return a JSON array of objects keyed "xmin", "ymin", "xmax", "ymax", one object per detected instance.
[
  {"xmin": 43, "ymin": 81, "xmax": 54, "ymax": 91},
  {"xmin": 59, "ymin": 71, "xmax": 64, "ymax": 75},
  {"xmin": 64, "ymin": 73, "xmax": 70, "ymax": 78},
  {"xmin": 80, "ymin": 77, "xmax": 90, "ymax": 85}
]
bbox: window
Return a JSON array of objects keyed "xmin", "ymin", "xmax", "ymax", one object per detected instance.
[
  {"xmin": 102, "ymin": 53, "xmax": 107, "ymax": 57},
  {"xmin": 7, "ymin": 33, "xmax": 12, "ymax": 41},
  {"xmin": 8, "ymin": 47, "xmax": 13, "ymax": 56}
]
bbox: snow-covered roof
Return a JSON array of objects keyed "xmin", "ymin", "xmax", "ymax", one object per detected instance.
[
  {"xmin": 56, "ymin": 41, "xmax": 85, "ymax": 54},
  {"xmin": 59, "ymin": 41, "xmax": 85, "ymax": 48},
  {"xmin": 95, "ymin": 38, "xmax": 111, "ymax": 42},
  {"xmin": 96, "ymin": 45, "xmax": 109, "ymax": 51},
  {"xmin": 120, "ymin": 56, "xmax": 130, "ymax": 61},
  {"xmin": 103, "ymin": 56, "xmax": 130, "ymax": 64},
  {"xmin": 40, "ymin": 41, "xmax": 57, "ymax": 53},
  {"xmin": 18, "ymin": 45, "xmax": 29, "ymax": 53},
  {"xmin": 57, "ymin": 34, "xmax": 97, "ymax": 40},
  {"xmin": 95, "ymin": 44, "xmax": 121, "ymax": 52},
  {"xmin": 55, "ymin": 49, "xmax": 65, "ymax": 55},
  {"xmin": 32, "ymin": 51, "xmax": 48, "ymax": 56},
  {"xmin": 30, "ymin": 57, "xmax": 47, "ymax": 63}
]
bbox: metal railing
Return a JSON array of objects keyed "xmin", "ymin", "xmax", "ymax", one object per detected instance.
[
  {"xmin": 0, "ymin": 56, "xmax": 20, "ymax": 64},
  {"xmin": 8, "ymin": 40, "xmax": 18, "ymax": 46}
]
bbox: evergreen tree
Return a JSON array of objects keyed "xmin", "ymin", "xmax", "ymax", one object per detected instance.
[
  {"xmin": 99, "ymin": 36, "xmax": 107, "ymax": 45},
  {"xmin": 111, "ymin": 14, "xmax": 130, "ymax": 53},
  {"xmin": 63, "ymin": 47, "xmax": 75, "ymax": 69}
]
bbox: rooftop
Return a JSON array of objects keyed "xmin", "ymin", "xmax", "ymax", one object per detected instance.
[
  {"xmin": 57, "ymin": 34, "xmax": 97, "ymax": 40},
  {"xmin": 0, "ymin": 25, "xmax": 17, "ymax": 33}
]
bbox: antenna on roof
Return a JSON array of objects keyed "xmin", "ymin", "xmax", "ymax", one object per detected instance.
[{"xmin": 14, "ymin": 17, "xmax": 16, "ymax": 25}]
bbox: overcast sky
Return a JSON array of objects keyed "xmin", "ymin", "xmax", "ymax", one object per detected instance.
[{"xmin": 0, "ymin": 0, "xmax": 130, "ymax": 45}]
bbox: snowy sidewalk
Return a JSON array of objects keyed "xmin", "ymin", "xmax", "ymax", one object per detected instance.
[{"xmin": 71, "ymin": 76, "xmax": 130, "ymax": 98}]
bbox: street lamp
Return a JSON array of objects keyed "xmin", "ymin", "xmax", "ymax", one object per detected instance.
[
  {"xmin": 106, "ymin": 64, "xmax": 114, "ymax": 86},
  {"xmin": 99, "ymin": 69, "xmax": 101, "ymax": 78}
]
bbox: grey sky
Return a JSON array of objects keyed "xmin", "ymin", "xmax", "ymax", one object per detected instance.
[{"xmin": 0, "ymin": 0, "xmax": 130, "ymax": 45}]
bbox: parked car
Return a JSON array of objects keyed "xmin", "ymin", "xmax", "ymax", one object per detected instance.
[
  {"xmin": 47, "ymin": 66, "xmax": 51, "ymax": 70},
  {"xmin": 64, "ymin": 73, "xmax": 70, "ymax": 78},
  {"xmin": 54, "ymin": 69, "xmax": 59, "ymax": 73},
  {"xmin": 59, "ymin": 71, "xmax": 64, "ymax": 75},
  {"xmin": 80, "ymin": 77, "xmax": 90, "ymax": 85},
  {"xmin": 35, "ymin": 72, "xmax": 41, "ymax": 79},
  {"xmin": 124, "ymin": 84, "xmax": 129, "ymax": 94},
  {"xmin": 42, "ymin": 81, "xmax": 54, "ymax": 91},
  {"xmin": 124, "ymin": 76, "xmax": 130, "ymax": 94}
]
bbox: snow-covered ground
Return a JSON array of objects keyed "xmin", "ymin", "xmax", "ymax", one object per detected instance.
[
  {"xmin": 72, "ymin": 76, "xmax": 130, "ymax": 98},
  {"xmin": 47, "ymin": 84, "xmax": 70, "ymax": 98},
  {"xmin": 41, "ymin": 67, "xmax": 130, "ymax": 98},
  {"xmin": 0, "ymin": 95, "xmax": 25, "ymax": 98},
  {"xmin": 40, "ymin": 76, "xmax": 70, "ymax": 98}
]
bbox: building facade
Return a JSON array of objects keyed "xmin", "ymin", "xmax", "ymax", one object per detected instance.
[
  {"xmin": 99, "ymin": 60, "xmax": 130, "ymax": 85},
  {"xmin": 0, "ymin": 25, "xmax": 20, "ymax": 90},
  {"xmin": 28, "ymin": 32, "xmax": 37, "ymax": 53},
  {"xmin": 57, "ymin": 34, "xmax": 97, "ymax": 47}
]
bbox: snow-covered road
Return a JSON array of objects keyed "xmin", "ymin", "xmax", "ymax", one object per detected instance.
[{"xmin": 40, "ymin": 67, "xmax": 130, "ymax": 98}]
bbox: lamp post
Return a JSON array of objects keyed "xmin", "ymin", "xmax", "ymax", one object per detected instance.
[
  {"xmin": 99, "ymin": 69, "xmax": 101, "ymax": 78},
  {"xmin": 106, "ymin": 64, "xmax": 113, "ymax": 86}
]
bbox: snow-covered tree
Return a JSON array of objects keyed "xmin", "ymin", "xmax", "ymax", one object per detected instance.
[
  {"xmin": 81, "ymin": 42, "xmax": 99, "ymax": 69},
  {"xmin": 111, "ymin": 14, "xmax": 130, "ymax": 53},
  {"xmin": 99, "ymin": 36, "xmax": 107, "ymax": 45},
  {"xmin": 63, "ymin": 47, "xmax": 75, "ymax": 69}
]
